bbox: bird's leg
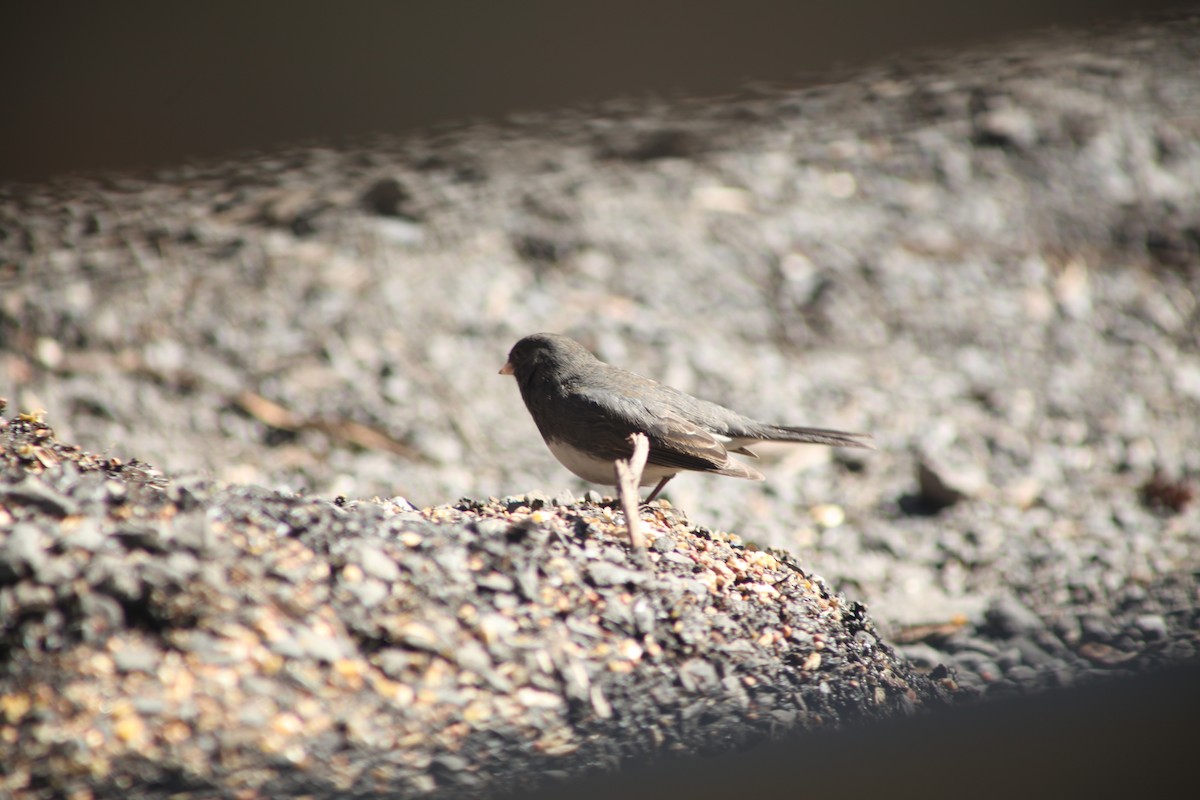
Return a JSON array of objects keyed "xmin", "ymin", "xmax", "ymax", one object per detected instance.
[
  {"xmin": 644, "ymin": 475, "xmax": 673, "ymax": 505},
  {"xmin": 615, "ymin": 434, "xmax": 650, "ymax": 556}
]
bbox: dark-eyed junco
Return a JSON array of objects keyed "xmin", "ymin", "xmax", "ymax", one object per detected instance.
[{"xmin": 500, "ymin": 333, "xmax": 872, "ymax": 502}]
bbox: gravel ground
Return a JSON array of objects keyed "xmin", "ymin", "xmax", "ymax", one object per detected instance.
[
  {"xmin": 0, "ymin": 408, "xmax": 951, "ymax": 798},
  {"xmin": 2, "ymin": 8, "xmax": 1200, "ymax": 797}
]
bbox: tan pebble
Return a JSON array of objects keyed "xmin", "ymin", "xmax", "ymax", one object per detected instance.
[
  {"xmin": 463, "ymin": 701, "xmax": 492, "ymax": 723},
  {"xmin": 373, "ymin": 677, "xmax": 415, "ymax": 705},
  {"xmin": 616, "ymin": 639, "xmax": 643, "ymax": 662},
  {"xmin": 258, "ymin": 651, "xmax": 284, "ymax": 676},
  {"xmin": 283, "ymin": 743, "xmax": 307, "ymax": 764},
  {"xmin": 87, "ymin": 755, "xmax": 111, "ymax": 780},
  {"xmin": 810, "ymin": 504, "xmax": 846, "ymax": 528},
  {"xmin": 162, "ymin": 720, "xmax": 191, "ymax": 744},
  {"xmin": 270, "ymin": 712, "xmax": 302, "ymax": 736},
  {"xmin": 516, "ymin": 688, "xmax": 563, "ymax": 708},
  {"xmin": 590, "ymin": 685, "xmax": 613, "ymax": 719},
  {"xmin": 410, "ymin": 774, "xmax": 436, "ymax": 794},
  {"xmin": 535, "ymin": 726, "xmax": 579, "ymax": 755},
  {"xmin": 295, "ymin": 697, "xmax": 322, "ymax": 719},
  {"xmin": 114, "ymin": 715, "xmax": 146, "ymax": 745},
  {"xmin": 398, "ymin": 622, "xmax": 441, "ymax": 650},
  {"xmin": 396, "ymin": 731, "xmax": 429, "ymax": 750},
  {"xmin": 89, "ymin": 653, "xmax": 115, "ymax": 676},
  {"xmin": 0, "ymin": 693, "xmax": 31, "ymax": 723},
  {"xmin": 1005, "ymin": 477, "xmax": 1042, "ymax": 510},
  {"xmin": 333, "ymin": 659, "xmax": 365, "ymax": 689},
  {"xmin": 792, "ymin": 527, "xmax": 818, "ymax": 547}
]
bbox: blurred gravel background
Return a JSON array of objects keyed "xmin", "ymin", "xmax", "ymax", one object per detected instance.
[{"xmin": 3, "ymin": 11, "xmax": 1199, "ymax": 699}]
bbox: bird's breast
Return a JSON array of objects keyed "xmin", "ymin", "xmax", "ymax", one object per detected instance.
[{"xmin": 545, "ymin": 438, "xmax": 675, "ymax": 486}]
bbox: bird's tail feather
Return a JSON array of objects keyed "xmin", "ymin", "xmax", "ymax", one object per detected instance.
[{"xmin": 767, "ymin": 425, "xmax": 874, "ymax": 449}]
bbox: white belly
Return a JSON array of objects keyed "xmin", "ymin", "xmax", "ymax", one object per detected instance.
[{"xmin": 546, "ymin": 438, "xmax": 676, "ymax": 486}]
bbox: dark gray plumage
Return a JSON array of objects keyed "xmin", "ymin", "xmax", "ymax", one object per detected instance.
[{"xmin": 500, "ymin": 332, "xmax": 872, "ymax": 502}]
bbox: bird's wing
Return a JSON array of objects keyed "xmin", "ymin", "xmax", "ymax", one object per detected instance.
[
  {"xmin": 642, "ymin": 410, "xmax": 740, "ymax": 474},
  {"xmin": 557, "ymin": 386, "xmax": 760, "ymax": 478}
]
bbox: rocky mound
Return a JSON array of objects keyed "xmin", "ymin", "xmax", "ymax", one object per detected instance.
[{"xmin": 0, "ymin": 408, "xmax": 954, "ymax": 798}]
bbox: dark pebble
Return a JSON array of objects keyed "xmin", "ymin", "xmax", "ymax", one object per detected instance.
[
  {"xmin": 0, "ymin": 476, "xmax": 80, "ymax": 517},
  {"xmin": 984, "ymin": 594, "xmax": 1046, "ymax": 638},
  {"xmin": 1135, "ymin": 614, "xmax": 1168, "ymax": 641}
]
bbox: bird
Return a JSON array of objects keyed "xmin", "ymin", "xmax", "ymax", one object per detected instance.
[{"xmin": 499, "ymin": 333, "xmax": 872, "ymax": 503}]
